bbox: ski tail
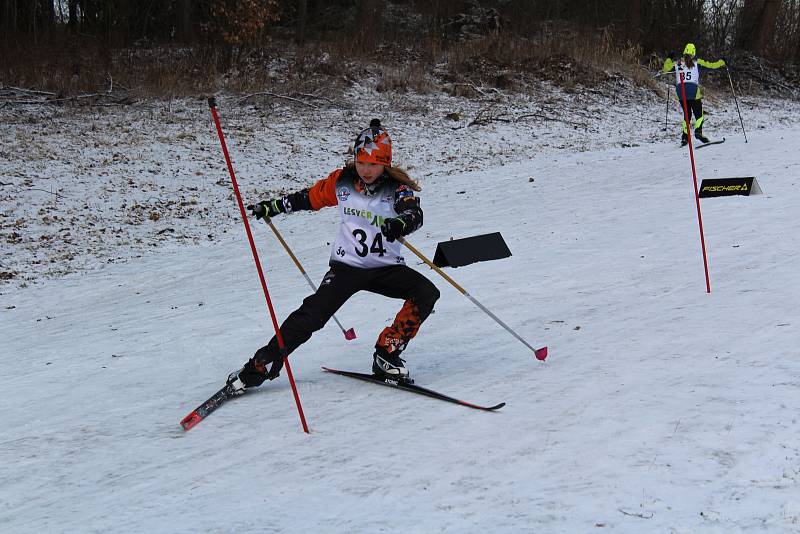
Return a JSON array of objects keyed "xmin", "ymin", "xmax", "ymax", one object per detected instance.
[
  {"xmin": 180, "ymin": 411, "xmax": 204, "ymax": 431},
  {"xmin": 696, "ymin": 137, "xmax": 725, "ymax": 148},
  {"xmin": 180, "ymin": 384, "xmax": 236, "ymax": 431},
  {"xmin": 322, "ymin": 367, "xmax": 505, "ymax": 411}
]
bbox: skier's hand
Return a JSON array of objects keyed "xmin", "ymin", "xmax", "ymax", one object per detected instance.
[
  {"xmin": 265, "ymin": 354, "xmax": 284, "ymax": 380},
  {"xmin": 248, "ymin": 199, "xmax": 285, "ymax": 220},
  {"xmin": 380, "ymin": 217, "xmax": 406, "ymax": 242},
  {"xmin": 253, "ymin": 346, "xmax": 284, "ymax": 381}
]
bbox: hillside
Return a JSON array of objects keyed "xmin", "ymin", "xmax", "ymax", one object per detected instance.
[{"xmin": 2, "ymin": 74, "xmax": 797, "ymax": 288}]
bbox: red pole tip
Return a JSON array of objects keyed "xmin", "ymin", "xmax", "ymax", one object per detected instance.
[
  {"xmin": 534, "ymin": 347, "xmax": 548, "ymax": 361},
  {"xmin": 343, "ymin": 328, "xmax": 357, "ymax": 340}
]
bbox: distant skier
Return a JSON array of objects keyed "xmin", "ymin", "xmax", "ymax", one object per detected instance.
[
  {"xmin": 662, "ymin": 43, "xmax": 726, "ymax": 146},
  {"xmin": 226, "ymin": 119, "xmax": 439, "ymax": 394}
]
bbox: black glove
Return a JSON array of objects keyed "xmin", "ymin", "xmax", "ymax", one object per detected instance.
[
  {"xmin": 380, "ymin": 217, "xmax": 406, "ymax": 242},
  {"xmin": 236, "ymin": 358, "xmax": 268, "ymax": 388},
  {"xmin": 253, "ymin": 346, "xmax": 285, "ymax": 381},
  {"xmin": 248, "ymin": 198, "xmax": 285, "ymax": 220}
]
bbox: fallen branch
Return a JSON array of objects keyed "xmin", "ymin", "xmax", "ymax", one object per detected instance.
[
  {"xmin": 47, "ymin": 93, "xmax": 103, "ymax": 103},
  {"xmin": 2, "ymin": 85, "xmax": 56, "ymax": 96},
  {"xmin": 452, "ymin": 82, "xmax": 502, "ymax": 98},
  {"xmin": 26, "ymin": 188, "xmax": 69, "ymax": 200},
  {"xmin": 746, "ymin": 71, "xmax": 794, "ymax": 92},
  {"xmin": 2, "ymin": 100, "xmax": 47, "ymax": 106},
  {"xmin": 468, "ymin": 115, "xmax": 511, "ymax": 127},
  {"xmin": 618, "ymin": 508, "xmax": 654, "ymax": 519},
  {"xmin": 238, "ymin": 91, "xmax": 319, "ymax": 108},
  {"xmin": 293, "ymin": 92, "xmax": 337, "ymax": 105},
  {"xmin": 464, "ymin": 107, "xmax": 588, "ymax": 129},
  {"xmin": 516, "ymin": 111, "xmax": 588, "ymax": 128}
]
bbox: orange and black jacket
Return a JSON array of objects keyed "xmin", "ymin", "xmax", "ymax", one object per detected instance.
[{"xmin": 281, "ymin": 166, "xmax": 423, "ymax": 234}]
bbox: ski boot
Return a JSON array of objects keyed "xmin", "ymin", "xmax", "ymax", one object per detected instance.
[
  {"xmin": 680, "ymin": 132, "xmax": 688, "ymax": 147},
  {"xmin": 226, "ymin": 358, "xmax": 268, "ymax": 396},
  {"xmin": 373, "ymin": 346, "xmax": 411, "ymax": 383},
  {"xmin": 695, "ymin": 128, "xmax": 710, "ymax": 144}
]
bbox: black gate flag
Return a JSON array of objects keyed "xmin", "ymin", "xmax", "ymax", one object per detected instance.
[{"xmin": 433, "ymin": 232, "xmax": 512, "ymax": 268}]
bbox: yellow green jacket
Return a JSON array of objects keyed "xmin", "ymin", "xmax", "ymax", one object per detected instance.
[{"xmin": 662, "ymin": 57, "xmax": 726, "ymax": 100}]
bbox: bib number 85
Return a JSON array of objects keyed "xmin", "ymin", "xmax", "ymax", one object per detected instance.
[{"xmin": 352, "ymin": 229, "xmax": 387, "ymax": 257}]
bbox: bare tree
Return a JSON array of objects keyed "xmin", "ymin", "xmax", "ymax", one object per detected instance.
[
  {"xmin": 626, "ymin": 0, "xmax": 643, "ymax": 43},
  {"xmin": 179, "ymin": 0, "xmax": 193, "ymax": 40},
  {"xmin": 736, "ymin": 0, "xmax": 781, "ymax": 55},
  {"xmin": 296, "ymin": 0, "xmax": 308, "ymax": 43}
]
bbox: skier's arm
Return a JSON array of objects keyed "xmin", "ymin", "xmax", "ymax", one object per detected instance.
[
  {"xmin": 697, "ymin": 58, "xmax": 726, "ymax": 70},
  {"xmin": 284, "ymin": 169, "xmax": 341, "ymax": 212},
  {"xmin": 306, "ymin": 169, "xmax": 341, "ymax": 210},
  {"xmin": 662, "ymin": 57, "xmax": 675, "ymax": 73},
  {"xmin": 393, "ymin": 185, "xmax": 423, "ymax": 234},
  {"xmin": 248, "ymin": 170, "xmax": 340, "ymax": 219}
]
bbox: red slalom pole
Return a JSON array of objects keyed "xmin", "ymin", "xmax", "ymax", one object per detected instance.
[
  {"xmin": 677, "ymin": 72, "xmax": 712, "ymax": 293},
  {"xmin": 208, "ymin": 97, "xmax": 310, "ymax": 433}
]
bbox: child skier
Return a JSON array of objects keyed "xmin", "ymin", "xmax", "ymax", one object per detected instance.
[
  {"xmin": 226, "ymin": 119, "xmax": 440, "ymax": 394},
  {"xmin": 662, "ymin": 43, "xmax": 726, "ymax": 146}
]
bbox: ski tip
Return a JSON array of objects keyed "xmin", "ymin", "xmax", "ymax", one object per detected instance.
[
  {"xmin": 534, "ymin": 347, "xmax": 548, "ymax": 361},
  {"xmin": 180, "ymin": 411, "xmax": 202, "ymax": 431},
  {"xmin": 343, "ymin": 328, "xmax": 357, "ymax": 340}
]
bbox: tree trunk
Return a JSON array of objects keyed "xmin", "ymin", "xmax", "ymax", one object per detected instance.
[
  {"xmin": 736, "ymin": 0, "xmax": 781, "ymax": 55},
  {"xmin": 296, "ymin": 0, "xmax": 308, "ymax": 44},
  {"xmin": 355, "ymin": 0, "xmax": 381, "ymax": 49},
  {"xmin": 0, "ymin": 0, "xmax": 11, "ymax": 34},
  {"xmin": 38, "ymin": 0, "xmax": 54, "ymax": 29},
  {"xmin": 626, "ymin": 0, "xmax": 642, "ymax": 42},
  {"xmin": 180, "ymin": 0, "xmax": 193, "ymax": 41},
  {"xmin": 68, "ymin": 0, "xmax": 78, "ymax": 32}
]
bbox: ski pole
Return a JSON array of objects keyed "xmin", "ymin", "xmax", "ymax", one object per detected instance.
[
  {"xmin": 261, "ymin": 218, "xmax": 357, "ymax": 340},
  {"xmin": 664, "ymin": 85, "xmax": 670, "ymax": 132},
  {"xmin": 726, "ymin": 66, "xmax": 748, "ymax": 143},
  {"xmin": 398, "ymin": 237, "xmax": 548, "ymax": 361},
  {"xmin": 208, "ymin": 96, "xmax": 309, "ymax": 434}
]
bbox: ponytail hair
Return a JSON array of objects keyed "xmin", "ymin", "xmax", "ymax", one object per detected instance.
[{"xmin": 385, "ymin": 166, "xmax": 421, "ymax": 191}]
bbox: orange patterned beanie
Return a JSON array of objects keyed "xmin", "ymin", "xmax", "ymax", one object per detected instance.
[{"xmin": 354, "ymin": 119, "xmax": 392, "ymax": 166}]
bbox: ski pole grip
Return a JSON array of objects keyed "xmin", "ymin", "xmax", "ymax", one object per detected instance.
[{"xmin": 208, "ymin": 96, "xmax": 217, "ymax": 108}]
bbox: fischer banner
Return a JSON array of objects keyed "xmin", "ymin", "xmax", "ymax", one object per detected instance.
[{"xmin": 699, "ymin": 177, "xmax": 763, "ymax": 198}]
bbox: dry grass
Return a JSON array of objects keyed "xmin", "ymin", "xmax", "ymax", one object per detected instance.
[{"xmin": 0, "ymin": 26, "xmax": 662, "ymax": 100}]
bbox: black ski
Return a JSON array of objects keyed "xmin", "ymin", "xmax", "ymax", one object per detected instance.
[
  {"xmin": 322, "ymin": 367, "xmax": 505, "ymax": 411},
  {"xmin": 696, "ymin": 137, "xmax": 726, "ymax": 149},
  {"xmin": 180, "ymin": 383, "xmax": 239, "ymax": 431}
]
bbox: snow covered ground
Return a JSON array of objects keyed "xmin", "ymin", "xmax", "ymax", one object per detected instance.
[
  {"xmin": 2, "ymin": 79, "xmax": 797, "ymax": 288},
  {"xmin": 2, "ymin": 84, "xmax": 800, "ymax": 532}
]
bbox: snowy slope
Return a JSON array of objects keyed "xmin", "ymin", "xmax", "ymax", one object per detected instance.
[
  {"xmin": 2, "ymin": 82, "xmax": 797, "ymax": 288},
  {"xmin": 2, "ymin": 121, "xmax": 800, "ymax": 532}
]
